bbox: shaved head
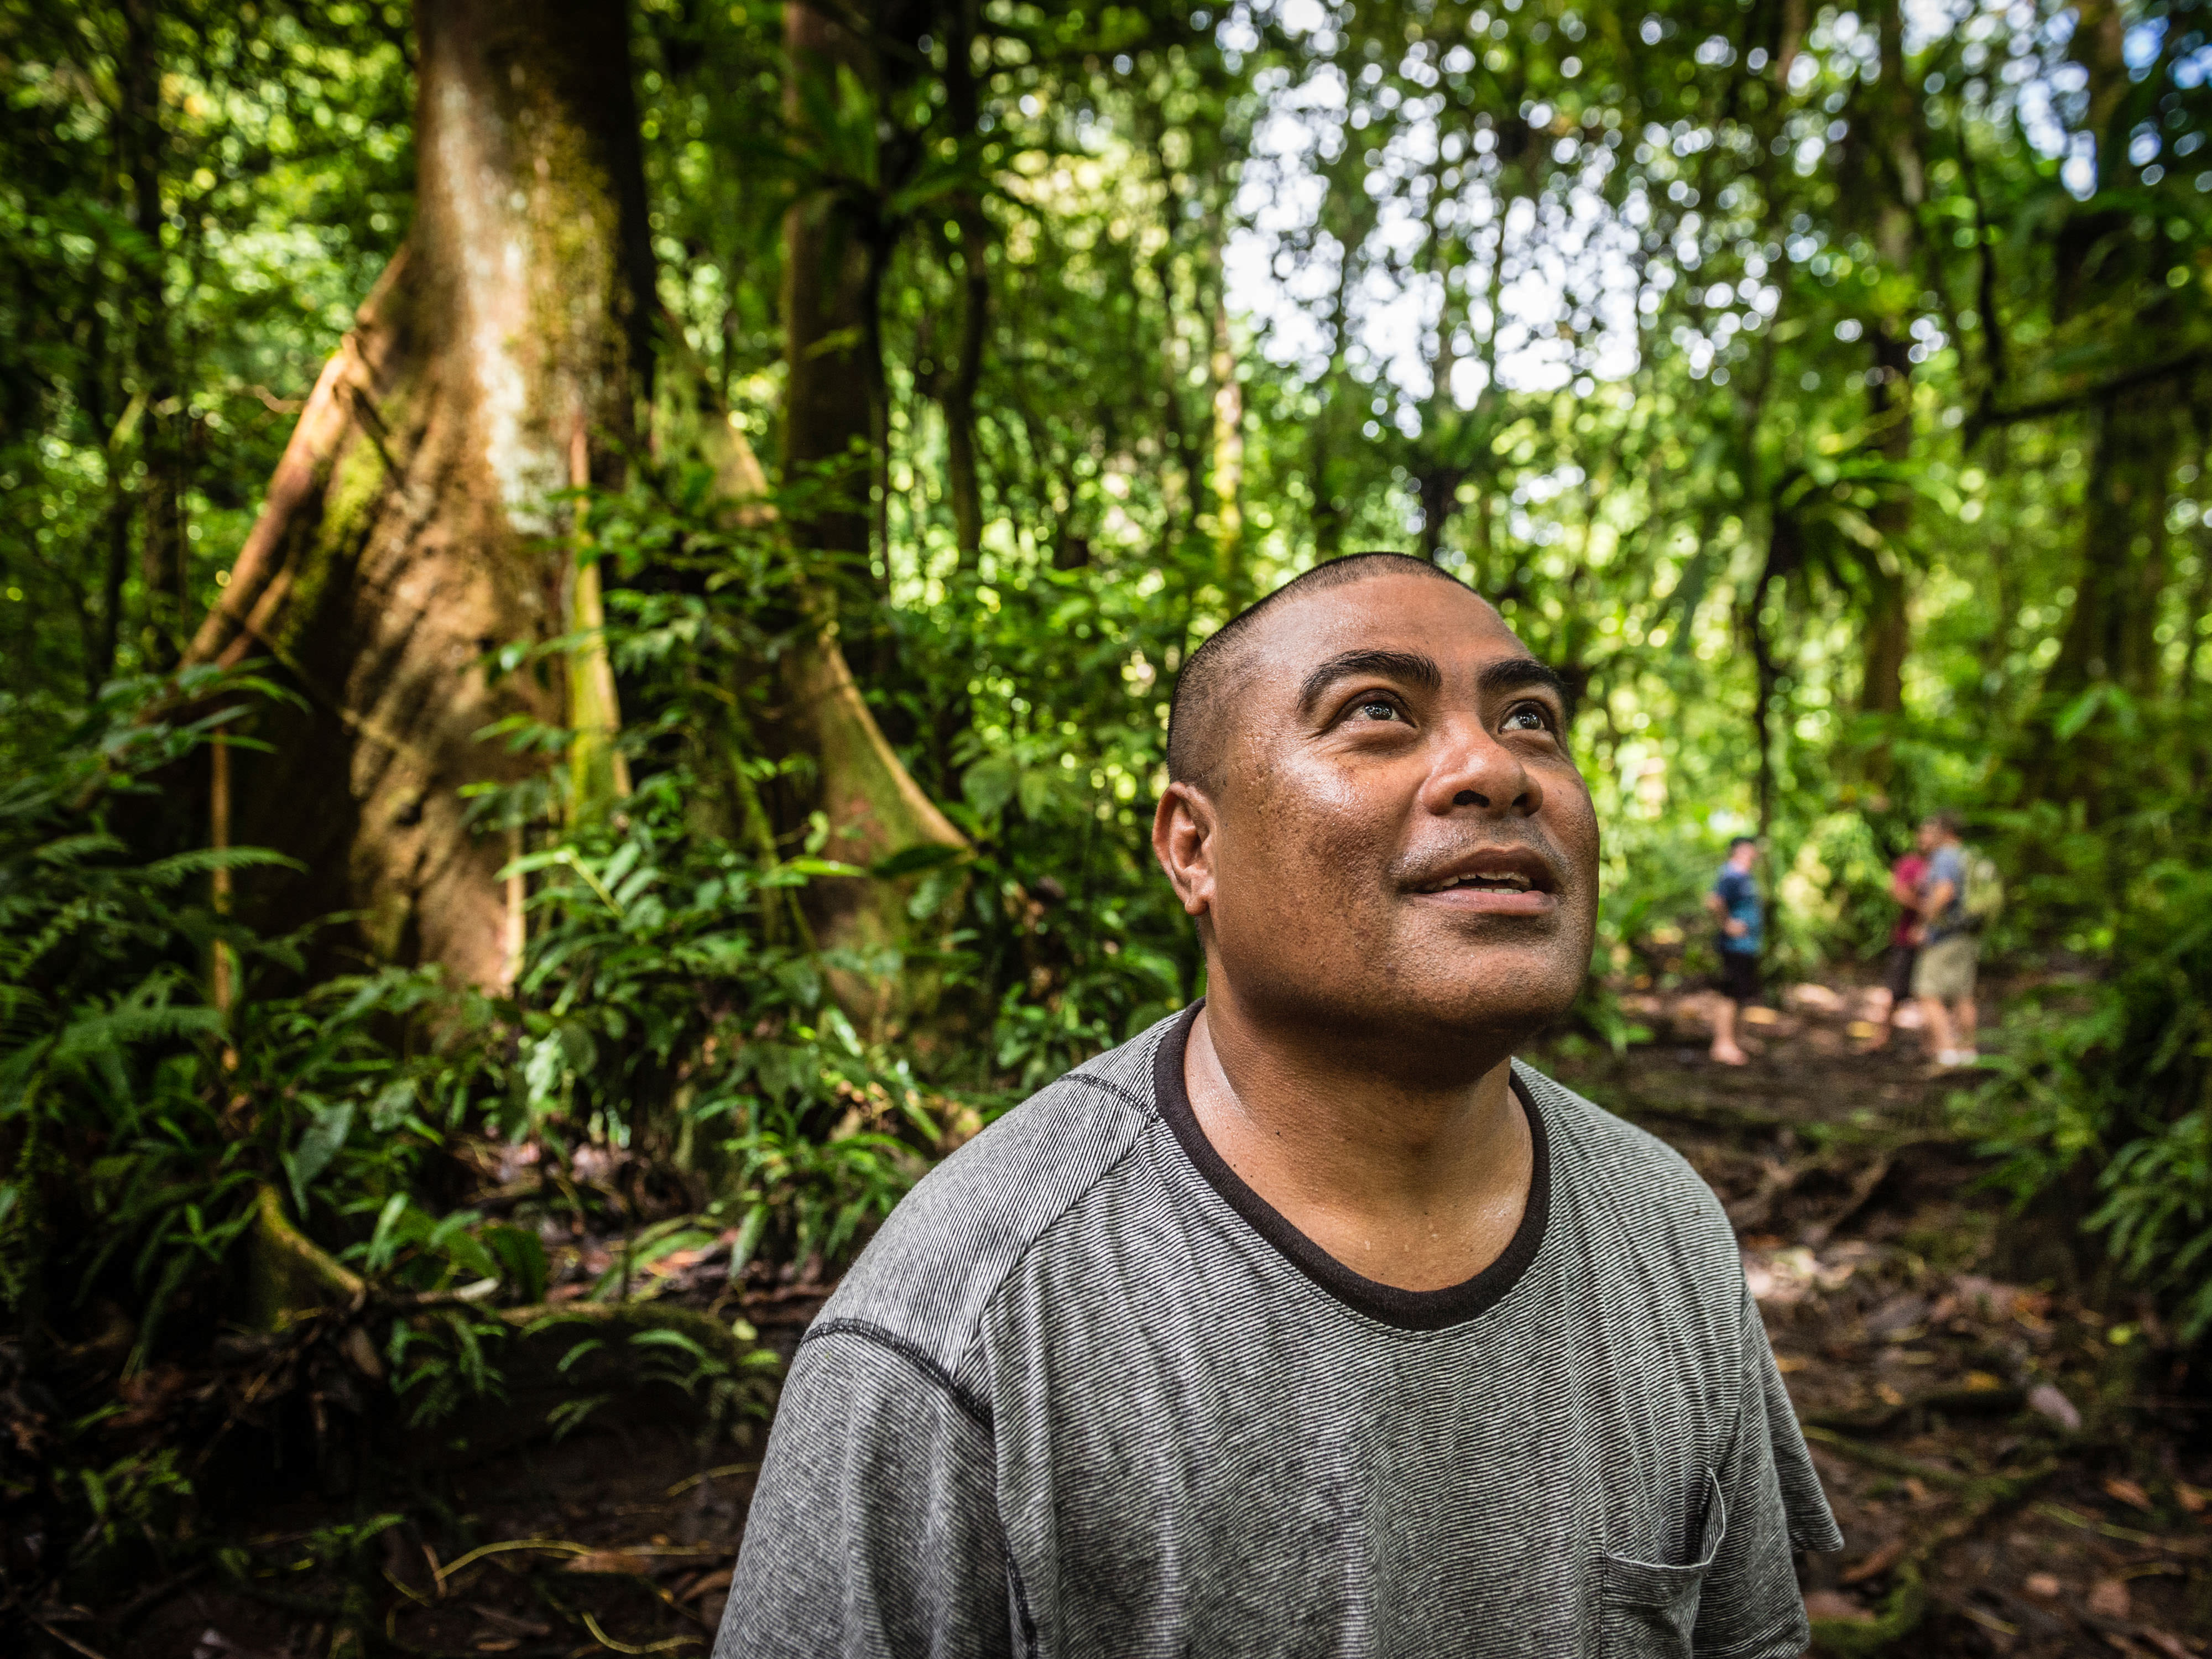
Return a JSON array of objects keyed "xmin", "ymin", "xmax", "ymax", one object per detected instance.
[
  {"xmin": 1150, "ymin": 557, "xmax": 1600, "ymax": 1069},
  {"xmin": 1167, "ymin": 554, "xmax": 1528, "ymax": 790}
]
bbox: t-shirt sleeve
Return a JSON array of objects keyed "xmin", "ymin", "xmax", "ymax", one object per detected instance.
[
  {"xmin": 1692, "ymin": 1285, "xmax": 1845, "ymax": 1658},
  {"xmin": 716, "ymin": 1326, "xmax": 1019, "ymax": 1659}
]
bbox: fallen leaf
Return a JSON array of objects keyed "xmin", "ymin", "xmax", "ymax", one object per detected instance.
[
  {"xmin": 679, "ymin": 1565, "xmax": 736, "ymax": 1602},
  {"xmin": 1803, "ymin": 1590, "xmax": 1874, "ymax": 1624},
  {"xmin": 2023, "ymin": 1573, "xmax": 2063, "ymax": 1599},
  {"xmin": 472, "ymin": 1644, "xmax": 519, "ymax": 1655},
  {"xmin": 1877, "ymin": 1384, "xmax": 1906, "ymax": 1407},
  {"xmin": 1963, "ymin": 1370, "xmax": 2005, "ymax": 1391},
  {"xmin": 561, "ymin": 1549, "xmax": 653, "ymax": 1576},
  {"xmin": 1904, "ymin": 1477, "xmax": 1932, "ymax": 1504},
  {"xmin": 2176, "ymin": 1481, "xmax": 2208, "ymax": 1516},
  {"xmin": 2027, "ymin": 1381, "xmax": 2082, "ymax": 1432},
  {"xmin": 2105, "ymin": 1477, "xmax": 2156, "ymax": 1514},
  {"xmin": 1841, "ymin": 1539, "xmax": 1907, "ymax": 1585},
  {"xmin": 1775, "ymin": 1355, "xmax": 1807, "ymax": 1374},
  {"xmin": 2086, "ymin": 1577, "xmax": 2132, "ymax": 1621}
]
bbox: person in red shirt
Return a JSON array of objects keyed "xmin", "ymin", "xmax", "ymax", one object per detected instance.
[{"xmin": 1861, "ymin": 822, "xmax": 1934, "ymax": 1050}]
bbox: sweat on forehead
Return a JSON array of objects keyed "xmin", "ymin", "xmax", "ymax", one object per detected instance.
[{"xmin": 1164, "ymin": 552, "xmax": 1491, "ymax": 787}]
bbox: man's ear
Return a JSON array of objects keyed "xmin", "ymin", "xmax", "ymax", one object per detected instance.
[{"xmin": 1151, "ymin": 781, "xmax": 1218, "ymax": 919}]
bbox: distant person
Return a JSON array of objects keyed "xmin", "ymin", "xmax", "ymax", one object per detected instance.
[
  {"xmin": 1912, "ymin": 811, "xmax": 1980, "ymax": 1069},
  {"xmin": 1861, "ymin": 823, "xmax": 1932, "ymax": 1051},
  {"xmin": 723, "ymin": 554, "xmax": 1839, "ymax": 1656},
  {"xmin": 1704, "ymin": 835, "xmax": 1762, "ymax": 1065}
]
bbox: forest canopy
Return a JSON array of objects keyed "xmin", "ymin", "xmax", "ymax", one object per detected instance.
[{"xmin": 5, "ymin": 0, "xmax": 2212, "ymax": 1640}]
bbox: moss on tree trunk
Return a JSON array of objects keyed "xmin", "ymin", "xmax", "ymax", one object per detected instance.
[{"xmin": 189, "ymin": 0, "xmax": 654, "ymax": 988}]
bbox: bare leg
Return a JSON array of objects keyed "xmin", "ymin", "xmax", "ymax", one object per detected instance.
[
  {"xmin": 1864, "ymin": 987, "xmax": 1893, "ymax": 1049},
  {"xmin": 1919, "ymin": 995, "xmax": 1957, "ymax": 1060},
  {"xmin": 1712, "ymin": 999, "xmax": 1748, "ymax": 1066},
  {"xmin": 1955, "ymin": 997, "xmax": 1978, "ymax": 1053}
]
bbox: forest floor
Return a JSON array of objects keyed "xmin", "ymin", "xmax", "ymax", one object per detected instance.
[{"xmin": 20, "ymin": 978, "xmax": 2212, "ymax": 1659}]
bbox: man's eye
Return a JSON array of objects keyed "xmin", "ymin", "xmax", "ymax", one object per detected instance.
[
  {"xmin": 1355, "ymin": 700, "xmax": 1401, "ymax": 723},
  {"xmin": 1504, "ymin": 704, "xmax": 1554, "ymax": 733}
]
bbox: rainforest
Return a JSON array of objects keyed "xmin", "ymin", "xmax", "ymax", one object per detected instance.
[{"xmin": 4, "ymin": 0, "xmax": 2212, "ymax": 1652}]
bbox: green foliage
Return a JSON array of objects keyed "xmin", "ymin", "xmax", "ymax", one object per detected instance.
[
  {"xmin": 6, "ymin": 11, "xmax": 2212, "ymax": 1624},
  {"xmin": 1964, "ymin": 855, "xmax": 2212, "ymax": 1340}
]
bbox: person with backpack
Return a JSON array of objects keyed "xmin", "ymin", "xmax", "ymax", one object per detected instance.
[
  {"xmin": 1912, "ymin": 810, "xmax": 1999, "ymax": 1069},
  {"xmin": 1703, "ymin": 835, "xmax": 1764, "ymax": 1066}
]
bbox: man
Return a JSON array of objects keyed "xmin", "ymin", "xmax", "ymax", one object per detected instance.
[
  {"xmin": 1912, "ymin": 811, "xmax": 1979, "ymax": 1069},
  {"xmin": 721, "ymin": 554, "xmax": 1839, "ymax": 1657},
  {"xmin": 1703, "ymin": 836, "xmax": 1763, "ymax": 1066},
  {"xmin": 1860, "ymin": 825, "xmax": 1931, "ymax": 1052}
]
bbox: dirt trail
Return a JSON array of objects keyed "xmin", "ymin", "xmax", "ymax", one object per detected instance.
[
  {"xmin": 1548, "ymin": 982, "xmax": 2212, "ymax": 1656},
  {"xmin": 23, "ymin": 982, "xmax": 2210, "ymax": 1658}
]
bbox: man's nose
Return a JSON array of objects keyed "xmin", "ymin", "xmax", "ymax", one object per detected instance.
[{"xmin": 1419, "ymin": 716, "xmax": 1543, "ymax": 818}]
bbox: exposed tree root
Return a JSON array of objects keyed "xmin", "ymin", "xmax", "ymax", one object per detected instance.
[
  {"xmin": 1806, "ymin": 1426, "xmax": 2060, "ymax": 1656},
  {"xmin": 1801, "ymin": 1153, "xmax": 1898, "ymax": 1248},
  {"xmin": 248, "ymin": 1183, "xmax": 366, "ymax": 1329}
]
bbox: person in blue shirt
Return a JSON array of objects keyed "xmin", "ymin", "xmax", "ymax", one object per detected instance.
[{"xmin": 1703, "ymin": 836, "xmax": 1762, "ymax": 1066}]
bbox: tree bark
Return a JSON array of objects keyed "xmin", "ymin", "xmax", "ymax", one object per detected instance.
[
  {"xmin": 119, "ymin": 0, "xmax": 185, "ymax": 662},
  {"xmin": 780, "ymin": 3, "xmax": 877, "ymax": 579},
  {"xmin": 189, "ymin": 0, "xmax": 654, "ymax": 988},
  {"xmin": 2046, "ymin": 392, "xmax": 2179, "ymax": 702},
  {"xmin": 1208, "ymin": 290, "xmax": 1246, "ymax": 599},
  {"xmin": 778, "ymin": 2, "xmax": 967, "ymax": 1027},
  {"xmin": 940, "ymin": 0, "xmax": 989, "ymax": 568}
]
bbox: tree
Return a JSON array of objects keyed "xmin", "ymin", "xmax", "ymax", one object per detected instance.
[{"xmin": 189, "ymin": 0, "xmax": 655, "ymax": 985}]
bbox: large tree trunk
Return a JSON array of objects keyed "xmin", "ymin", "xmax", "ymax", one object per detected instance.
[
  {"xmin": 2046, "ymin": 392, "xmax": 2179, "ymax": 702},
  {"xmin": 120, "ymin": 0, "xmax": 186, "ymax": 662},
  {"xmin": 776, "ymin": 2, "xmax": 965, "ymax": 1026},
  {"xmin": 189, "ymin": 0, "xmax": 653, "ymax": 988}
]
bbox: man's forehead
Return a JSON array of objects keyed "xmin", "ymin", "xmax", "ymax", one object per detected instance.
[{"xmin": 1240, "ymin": 572, "xmax": 1528, "ymax": 671}]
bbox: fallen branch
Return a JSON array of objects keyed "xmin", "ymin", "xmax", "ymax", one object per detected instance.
[
  {"xmin": 2034, "ymin": 1501, "xmax": 2211, "ymax": 1559},
  {"xmin": 1799, "ymin": 1153, "xmax": 1895, "ymax": 1248},
  {"xmin": 1726, "ymin": 1156, "xmax": 1823, "ymax": 1233},
  {"xmin": 1803, "ymin": 1423, "xmax": 1976, "ymax": 1490},
  {"xmin": 580, "ymin": 1610, "xmax": 701, "ymax": 1655},
  {"xmin": 433, "ymin": 1536, "xmax": 592, "ymax": 1588},
  {"xmin": 665, "ymin": 1461, "xmax": 761, "ymax": 1499},
  {"xmin": 1804, "ymin": 1384, "xmax": 2026, "ymax": 1437}
]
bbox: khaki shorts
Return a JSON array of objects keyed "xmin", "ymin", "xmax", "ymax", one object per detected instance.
[{"xmin": 1913, "ymin": 933, "xmax": 1978, "ymax": 1002}]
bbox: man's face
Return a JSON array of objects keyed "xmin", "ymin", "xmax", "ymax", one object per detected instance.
[
  {"xmin": 1154, "ymin": 572, "xmax": 1600, "ymax": 1047},
  {"xmin": 1916, "ymin": 821, "xmax": 1939, "ymax": 852}
]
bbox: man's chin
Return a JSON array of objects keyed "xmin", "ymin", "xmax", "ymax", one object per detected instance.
[{"xmin": 1407, "ymin": 953, "xmax": 1589, "ymax": 1039}]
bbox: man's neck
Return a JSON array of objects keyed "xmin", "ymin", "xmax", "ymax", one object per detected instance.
[{"xmin": 1183, "ymin": 987, "xmax": 1533, "ymax": 1294}]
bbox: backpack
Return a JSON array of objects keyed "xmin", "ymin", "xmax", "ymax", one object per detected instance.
[{"xmin": 1959, "ymin": 847, "xmax": 2004, "ymax": 930}]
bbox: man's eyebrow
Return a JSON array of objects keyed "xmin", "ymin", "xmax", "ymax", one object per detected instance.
[
  {"xmin": 1297, "ymin": 649, "xmax": 1443, "ymax": 714},
  {"xmin": 1480, "ymin": 657, "xmax": 1578, "ymax": 721}
]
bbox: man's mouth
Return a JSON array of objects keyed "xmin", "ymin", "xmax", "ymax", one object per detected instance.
[
  {"xmin": 1416, "ymin": 870, "xmax": 1539, "ymax": 894},
  {"xmin": 1405, "ymin": 849, "xmax": 1561, "ymax": 914}
]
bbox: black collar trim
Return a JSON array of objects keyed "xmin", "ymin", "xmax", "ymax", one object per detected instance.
[{"xmin": 1152, "ymin": 1000, "xmax": 1550, "ymax": 1333}]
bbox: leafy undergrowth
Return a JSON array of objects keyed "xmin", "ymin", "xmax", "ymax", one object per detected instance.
[{"xmin": 6, "ymin": 974, "xmax": 2207, "ymax": 1657}]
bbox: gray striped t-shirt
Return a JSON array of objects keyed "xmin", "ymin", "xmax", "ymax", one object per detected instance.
[{"xmin": 720, "ymin": 1006, "xmax": 1841, "ymax": 1657}]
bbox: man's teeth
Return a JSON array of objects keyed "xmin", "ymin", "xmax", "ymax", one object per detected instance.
[{"xmin": 1432, "ymin": 873, "xmax": 1533, "ymax": 891}]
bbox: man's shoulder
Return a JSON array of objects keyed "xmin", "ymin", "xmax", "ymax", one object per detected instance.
[
  {"xmin": 1514, "ymin": 1061, "xmax": 1735, "ymax": 1249},
  {"xmin": 803, "ymin": 1013, "xmax": 1175, "ymax": 1374}
]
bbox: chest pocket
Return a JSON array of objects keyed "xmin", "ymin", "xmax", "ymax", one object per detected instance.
[{"xmin": 1600, "ymin": 1469, "xmax": 1726, "ymax": 1659}]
